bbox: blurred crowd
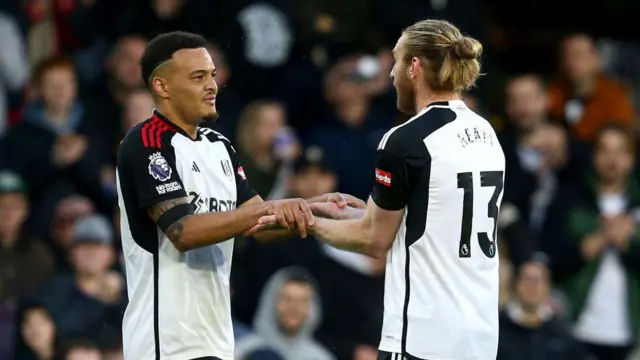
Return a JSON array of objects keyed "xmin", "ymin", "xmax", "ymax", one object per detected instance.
[{"xmin": 1, "ymin": 0, "xmax": 640, "ymax": 360}]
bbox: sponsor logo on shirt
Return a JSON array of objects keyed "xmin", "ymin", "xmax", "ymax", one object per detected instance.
[
  {"xmin": 238, "ymin": 166, "xmax": 246, "ymax": 180},
  {"xmin": 375, "ymin": 168, "xmax": 392, "ymax": 187},
  {"xmin": 156, "ymin": 181, "xmax": 182, "ymax": 195},
  {"xmin": 189, "ymin": 191, "xmax": 236, "ymax": 213},
  {"xmin": 148, "ymin": 152, "xmax": 172, "ymax": 182}
]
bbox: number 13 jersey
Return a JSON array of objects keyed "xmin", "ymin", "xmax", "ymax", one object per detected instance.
[{"xmin": 371, "ymin": 100, "xmax": 505, "ymax": 360}]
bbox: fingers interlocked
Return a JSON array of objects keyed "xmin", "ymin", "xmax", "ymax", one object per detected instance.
[{"xmin": 270, "ymin": 198, "xmax": 315, "ymax": 238}]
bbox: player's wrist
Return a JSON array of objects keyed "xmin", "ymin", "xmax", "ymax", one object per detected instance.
[{"xmin": 308, "ymin": 217, "xmax": 326, "ymax": 234}]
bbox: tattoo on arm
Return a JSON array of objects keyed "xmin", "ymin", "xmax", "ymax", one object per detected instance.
[
  {"xmin": 146, "ymin": 197, "xmax": 190, "ymax": 222},
  {"xmin": 166, "ymin": 216, "xmax": 189, "ymax": 248},
  {"xmin": 146, "ymin": 197, "xmax": 192, "ymax": 250}
]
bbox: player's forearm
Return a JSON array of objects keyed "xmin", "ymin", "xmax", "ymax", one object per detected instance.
[
  {"xmin": 311, "ymin": 217, "xmax": 383, "ymax": 258},
  {"xmin": 335, "ymin": 207, "xmax": 366, "ymax": 220},
  {"xmin": 168, "ymin": 203, "xmax": 269, "ymax": 251}
]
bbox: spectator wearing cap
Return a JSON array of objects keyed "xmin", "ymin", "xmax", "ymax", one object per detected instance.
[
  {"xmin": 47, "ymin": 195, "xmax": 95, "ymax": 272},
  {"xmin": 36, "ymin": 215, "xmax": 126, "ymax": 348},
  {"xmin": 0, "ymin": 171, "xmax": 56, "ymax": 303},
  {"xmin": 497, "ymin": 258, "xmax": 591, "ymax": 360},
  {"xmin": 0, "ymin": 171, "xmax": 55, "ymax": 360}
]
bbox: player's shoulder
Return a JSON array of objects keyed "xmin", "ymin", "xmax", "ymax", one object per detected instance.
[
  {"xmin": 118, "ymin": 118, "xmax": 178, "ymax": 157},
  {"xmin": 379, "ymin": 103, "xmax": 457, "ymax": 154},
  {"xmin": 198, "ymin": 127, "xmax": 239, "ymax": 154}
]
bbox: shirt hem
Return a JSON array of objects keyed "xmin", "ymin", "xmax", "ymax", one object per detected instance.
[{"xmin": 160, "ymin": 351, "xmax": 233, "ymax": 360}]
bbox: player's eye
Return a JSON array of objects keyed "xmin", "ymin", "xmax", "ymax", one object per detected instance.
[{"xmin": 194, "ymin": 75, "xmax": 205, "ymax": 81}]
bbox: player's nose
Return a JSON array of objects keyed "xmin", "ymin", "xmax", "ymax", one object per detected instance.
[{"xmin": 205, "ymin": 78, "xmax": 218, "ymax": 93}]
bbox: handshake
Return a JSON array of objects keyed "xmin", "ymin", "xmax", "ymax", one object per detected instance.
[{"xmin": 247, "ymin": 193, "xmax": 366, "ymax": 238}]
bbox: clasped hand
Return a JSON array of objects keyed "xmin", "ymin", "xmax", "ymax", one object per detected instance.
[{"xmin": 246, "ymin": 193, "xmax": 365, "ymax": 238}]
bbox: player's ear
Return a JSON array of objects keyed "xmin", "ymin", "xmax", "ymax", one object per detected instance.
[
  {"xmin": 410, "ymin": 57, "xmax": 422, "ymax": 79},
  {"xmin": 152, "ymin": 77, "xmax": 170, "ymax": 99}
]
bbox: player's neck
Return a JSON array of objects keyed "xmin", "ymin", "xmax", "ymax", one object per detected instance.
[
  {"xmin": 415, "ymin": 90, "xmax": 460, "ymax": 113},
  {"xmin": 155, "ymin": 104, "xmax": 199, "ymax": 139}
]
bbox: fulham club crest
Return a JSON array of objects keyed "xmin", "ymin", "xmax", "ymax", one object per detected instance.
[{"xmin": 221, "ymin": 160, "xmax": 232, "ymax": 179}]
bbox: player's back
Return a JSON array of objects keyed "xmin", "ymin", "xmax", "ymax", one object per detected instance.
[{"xmin": 378, "ymin": 100, "xmax": 504, "ymax": 360}]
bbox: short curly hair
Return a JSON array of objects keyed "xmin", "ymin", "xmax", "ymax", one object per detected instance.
[{"xmin": 140, "ymin": 31, "xmax": 207, "ymax": 88}]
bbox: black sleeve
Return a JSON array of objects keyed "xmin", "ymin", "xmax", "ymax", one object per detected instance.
[
  {"xmin": 225, "ymin": 142, "xmax": 258, "ymax": 206},
  {"xmin": 117, "ymin": 132, "xmax": 188, "ymax": 208},
  {"xmin": 371, "ymin": 148, "xmax": 411, "ymax": 211}
]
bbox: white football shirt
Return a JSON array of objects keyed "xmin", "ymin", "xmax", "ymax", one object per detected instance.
[
  {"xmin": 116, "ymin": 110, "xmax": 257, "ymax": 360},
  {"xmin": 371, "ymin": 100, "xmax": 505, "ymax": 360}
]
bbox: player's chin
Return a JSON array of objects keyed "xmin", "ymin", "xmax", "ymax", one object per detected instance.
[
  {"xmin": 396, "ymin": 98, "xmax": 414, "ymax": 115},
  {"xmin": 201, "ymin": 107, "xmax": 219, "ymax": 120}
]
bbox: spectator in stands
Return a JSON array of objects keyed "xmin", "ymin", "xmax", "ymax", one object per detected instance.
[
  {"xmin": 500, "ymin": 74, "xmax": 590, "ymax": 232},
  {"xmin": 0, "ymin": 170, "xmax": 55, "ymax": 302},
  {"xmin": 232, "ymin": 146, "xmax": 328, "ymax": 322},
  {"xmin": 0, "ymin": 11, "xmax": 29, "ymax": 135},
  {"xmin": 548, "ymin": 33, "xmax": 634, "ymax": 142},
  {"xmin": 120, "ymin": 88, "xmax": 154, "ymax": 135},
  {"xmin": 542, "ymin": 124, "xmax": 640, "ymax": 360},
  {"xmin": 497, "ymin": 259, "xmax": 590, "ymax": 360},
  {"xmin": 14, "ymin": 304, "xmax": 57, "ymax": 360},
  {"xmin": 48, "ymin": 195, "xmax": 95, "ymax": 271},
  {"xmin": 289, "ymin": 148, "xmax": 384, "ymax": 360},
  {"xmin": 237, "ymin": 267, "xmax": 334, "ymax": 360},
  {"xmin": 54, "ymin": 340, "xmax": 101, "ymax": 360},
  {"xmin": 36, "ymin": 215, "xmax": 126, "ymax": 348},
  {"xmin": 0, "ymin": 57, "xmax": 112, "ymax": 231},
  {"xmin": 85, "ymin": 35, "xmax": 147, "ymax": 158},
  {"xmin": 202, "ymin": 42, "xmax": 245, "ymax": 139},
  {"xmin": 236, "ymin": 100, "xmax": 299, "ymax": 199},
  {"xmin": 113, "ymin": 0, "xmax": 218, "ymax": 41},
  {"xmin": 306, "ymin": 55, "xmax": 390, "ymax": 201}
]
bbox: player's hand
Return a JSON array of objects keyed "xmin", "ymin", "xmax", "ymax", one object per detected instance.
[
  {"xmin": 309, "ymin": 202, "xmax": 342, "ymax": 219},
  {"xmin": 266, "ymin": 198, "xmax": 315, "ymax": 238},
  {"xmin": 309, "ymin": 193, "xmax": 365, "ymax": 220},
  {"xmin": 325, "ymin": 192, "xmax": 367, "ymax": 209}
]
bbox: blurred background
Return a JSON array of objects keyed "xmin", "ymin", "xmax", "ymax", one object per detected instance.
[{"xmin": 1, "ymin": 0, "xmax": 640, "ymax": 359}]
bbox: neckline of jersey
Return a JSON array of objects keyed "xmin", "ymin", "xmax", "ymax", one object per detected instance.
[
  {"xmin": 152, "ymin": 109, "xmax": 202, "ymax": 141},
  {"xmin": 413, "ymin": 99, "xmax": 466, "ymax": 119}
]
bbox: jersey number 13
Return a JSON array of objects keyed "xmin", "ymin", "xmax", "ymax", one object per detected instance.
[{"xmin": 456, "ymin": 171, "xmax": 504, "ymax": 259}]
